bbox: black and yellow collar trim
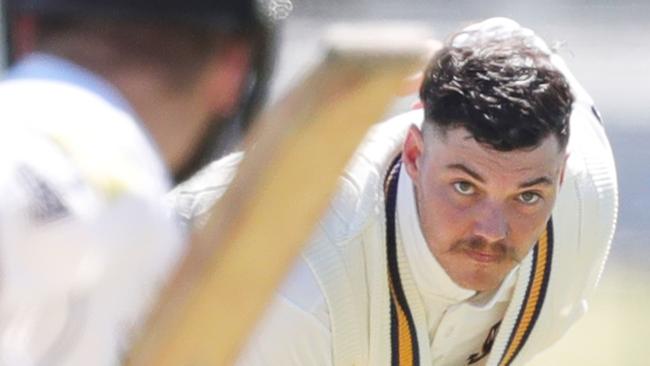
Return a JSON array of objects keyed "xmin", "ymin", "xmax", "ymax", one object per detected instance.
[
  {"xmin": 383, "ymin": 155, "xmax": 554, "ymax": 366},
  {"xmin": 497, "ymin": 220, "xmax": 554, "ymax": 366},
  {"xmin": 384, "ymin": 156, "xmax": 419, "ymax": 366}
]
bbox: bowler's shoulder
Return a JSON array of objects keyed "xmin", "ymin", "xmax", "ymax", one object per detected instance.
[
  {"xmin": 316, "ymin": 109, "xmax": 421, "ymax": 243},
  {"xmin": 546, "ymin": 97, "xmax": 617, "ymax": 324},
  {"xmin": 170, "ymin": 110, "xmax": 423, "ymax": 240},
  {"xmin": 560, "ymin": 99, "xmax": 617, "ymax": 234}
]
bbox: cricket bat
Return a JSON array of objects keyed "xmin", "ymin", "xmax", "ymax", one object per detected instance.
[{"xmin": 126, "ymin": 23, "xmax": 431, "ymax": 366}]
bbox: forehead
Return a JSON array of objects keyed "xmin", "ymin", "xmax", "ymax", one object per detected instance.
[{"xmin": 423, "ymin": 126, "xmax": 565, "ymax": 180}]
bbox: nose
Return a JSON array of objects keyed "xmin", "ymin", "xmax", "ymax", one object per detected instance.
[{"xmin": 472, "ymin": 202, "xmax": 508, "ymax": 243}]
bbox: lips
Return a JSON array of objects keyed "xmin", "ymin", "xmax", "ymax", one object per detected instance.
[{"xmin": 465, "ymin": 249, "xmax": 502, "ymax": 264}]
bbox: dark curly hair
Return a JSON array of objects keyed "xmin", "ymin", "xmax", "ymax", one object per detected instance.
[{"xmin": 419, "ymin": 27, "xmax": 574, "ymax": 151}]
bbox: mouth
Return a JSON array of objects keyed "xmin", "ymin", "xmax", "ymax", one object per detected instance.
[{"xmin": 464, "ymin": 249, "xmax": 502, "ymax": 264}]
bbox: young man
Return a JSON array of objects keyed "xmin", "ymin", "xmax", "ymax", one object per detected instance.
[
  {"xmin": 171, "ymin": 18, "xmax": 617, "ymax": 365},
  {"xmin": 0, "ymin": 1, "xmax": 271, "ymax": 364}
]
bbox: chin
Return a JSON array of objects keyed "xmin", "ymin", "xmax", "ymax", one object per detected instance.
[{"xmin": 453, "ymin": 270, "xmax": 504, "ymax": 292}]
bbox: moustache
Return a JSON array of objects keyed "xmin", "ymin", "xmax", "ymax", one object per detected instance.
[{"xmin": 453, "ymin": 237, "xmax": 520, "ymax": 263}]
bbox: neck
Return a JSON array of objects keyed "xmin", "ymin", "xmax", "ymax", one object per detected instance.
[{"xmin": 112, "ymin": 72, "xmax": 210, "ymax": 173}]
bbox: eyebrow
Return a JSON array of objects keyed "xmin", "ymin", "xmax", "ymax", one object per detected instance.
[
  {"xmin": 446, "ymin": 163, "xmax": 553, "ymax": 188},
  {"xmin": 518, "ymin": 176, "xmax": 553, "ymax": 188},
  {"xmin": 446, "ymin": 163, "xmax": 485, "ymax": 183}
]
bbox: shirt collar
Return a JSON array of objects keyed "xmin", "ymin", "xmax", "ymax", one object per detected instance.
[
  {"xmin": 396, "ymin": 164, "xmax": 517, "ymax": 309},
  {"xmin": 4, "ymin": 53, "xmax": 134, "ymax": 116}
]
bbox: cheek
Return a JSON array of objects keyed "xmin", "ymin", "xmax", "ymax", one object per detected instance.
[
  {"xmin": 417, "ymin": 183, "xmax": 472, "ymax": 246},
  {"xmin": 507, "ymin": 209, "xmax": 551, "ymax": 251}
]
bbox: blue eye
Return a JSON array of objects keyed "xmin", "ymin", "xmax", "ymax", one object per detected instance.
[
  {"xmin": 453, "ymin": 181, "xmax": 475, "ymax": 195},
  {"xmin": 518, "ymin": 191, "xmax": 541, "ymax": 205}
]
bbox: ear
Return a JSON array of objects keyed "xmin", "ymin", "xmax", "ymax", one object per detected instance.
[
  {"xmin": 402, "ymin": 124, "xmax": 425, "ymax": 181},
  {"xmin": 203, "ymin": 41, "xmax": 252, "ymax": 117}
]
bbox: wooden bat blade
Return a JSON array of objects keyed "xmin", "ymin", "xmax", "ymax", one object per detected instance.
[{"xmin": 127, "ymin": 25, "xmax": 430, "ymax": 366}]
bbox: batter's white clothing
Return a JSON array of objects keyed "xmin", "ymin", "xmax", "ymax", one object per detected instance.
[{"xmin": 0, "ymin": 54, "xmax": 184, "ymax": 366}]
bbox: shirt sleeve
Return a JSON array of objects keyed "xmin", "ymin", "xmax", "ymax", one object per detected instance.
[
  {"xmin": 235, "ymin": 295, "xmax": 333, "ymax": 366},
  {"xmin": 573, "ymin": 100, "xmax": 618, "ymax": 300},
  {"xmin": 234, "ymin": 254, "xmax": 333, "ymax": 366}
]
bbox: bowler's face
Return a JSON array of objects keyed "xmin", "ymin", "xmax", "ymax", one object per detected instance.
[{"xmin": 402, "ymin": 124, "xmax": 566, "ymax": 292}]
